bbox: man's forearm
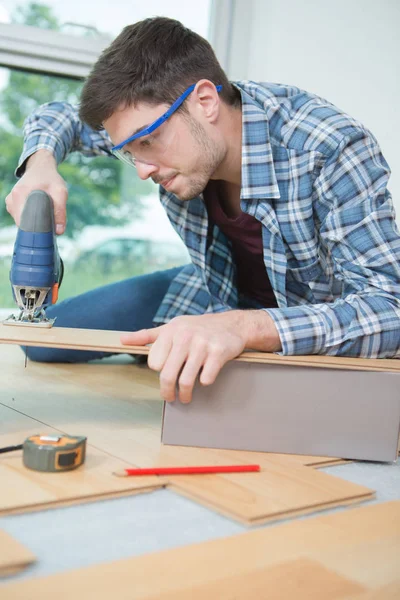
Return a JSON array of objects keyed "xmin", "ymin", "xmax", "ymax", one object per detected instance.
[
  {"xmin": 16, "ymin": 101, "xmax": 113, "ymax": 179},
  {"xmin": 25, "ymin": 149, "xmax": 57, "ymax": 171}
]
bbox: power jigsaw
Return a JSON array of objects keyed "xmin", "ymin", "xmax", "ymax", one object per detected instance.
[{"xmin": 4, "ymin": 190, "xmax": 63, "ymax": 328}]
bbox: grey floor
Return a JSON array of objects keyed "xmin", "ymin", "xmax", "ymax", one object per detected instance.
[{"xmin": 1, "ymin": 457, "xmax": 399, "ymax": 583}]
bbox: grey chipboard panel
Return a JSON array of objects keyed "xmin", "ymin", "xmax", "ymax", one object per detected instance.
[{"xmin": 162, "ymin": 363, "xmax": 400, "ymax": 462}]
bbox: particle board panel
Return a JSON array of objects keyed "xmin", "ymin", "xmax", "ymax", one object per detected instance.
[
  {"xmin": 162, "ymin": 361, "xmax": 400, "ymax": 462},
  {"xmin": 0, "ymin": 530, "xmax": 36, "ymax": 578},
  {"xmin": 0, "ymin": 345, "xmax": 373, "ymax": 523},
  {"xmin": 2, "ymin": 322, "xmax": 400, "ymax": 372},
  {"xmin": 2, "ymin": 501, "xmax": 399, "ymax": 600}
]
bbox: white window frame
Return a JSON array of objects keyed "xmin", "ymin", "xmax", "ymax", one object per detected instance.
[
  {"xmin": 0, "ymin": 5, "xmax": 252, "ymax": 80},
  {"xmin": 209, "ymin": 0, "xmax": 254, "ymax": 80},
  {"xmin": 0, "ymin": 22, "xmax": 110, "ymax": 78}
]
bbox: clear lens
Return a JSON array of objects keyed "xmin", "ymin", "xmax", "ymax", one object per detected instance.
[
  {"xmin": 112, "ymin": 148, "xmax": 136, "ymax": 168},
  {"xmin": 112, "ymin": 118, "xmax": 176, "ymax": 168}
]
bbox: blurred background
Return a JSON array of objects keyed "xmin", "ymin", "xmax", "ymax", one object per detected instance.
[{"xmin": 0, "ymin": 0, "xmax": 398, "ymax": 310}]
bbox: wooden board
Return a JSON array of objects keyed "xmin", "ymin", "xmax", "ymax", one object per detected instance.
[
  {"xmin": 2, "ymin": 500, "xmax": 399, "ymax": 599},
  {"xmin": 346, "ymin": 581, "xmax": 400, "ymax": 599},
  {"xmin": 0, "ymin": 400, "xmax": 368, "ymax": 524},
  {"xmin": 0, "ymin": 530, "xmax": 36, "ymax": 578},
  {"xmin": 2, "ymin": 322, "xmax": 400, "ymax": 372},
  {"xmin": 0, "ymin": 344, "xmax": 374, "ymax": 524},
  {"xmin": 169, "ymin": 462, "xmax": 370, "ymax": 525},
  {"xmin": 0, "ymin": 404, "xmax": 164, "ymax": 516}
]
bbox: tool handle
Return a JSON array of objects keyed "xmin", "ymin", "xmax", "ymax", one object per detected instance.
[{"xmin": 20, "ymin": 190, "xmax": 55, "ymax": 233}]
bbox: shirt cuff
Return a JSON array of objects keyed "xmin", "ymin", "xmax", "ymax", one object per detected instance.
[
  {"xmin": 264, "ymin": 305, "xmax": 328, "ymax": 355},
  {"xmin": 15, "ymin": 137, "xmax": 66, "ymax": 178}
]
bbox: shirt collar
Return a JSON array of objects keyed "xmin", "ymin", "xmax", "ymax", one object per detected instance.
[{"xmin": 235, "ymin": 83, "xmax": 281, "ymax": 201}]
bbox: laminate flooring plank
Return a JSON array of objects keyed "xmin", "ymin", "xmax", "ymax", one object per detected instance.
[
  {"xmin": 2, "ymin": 323, "xmax": 400, "ymax": 372},
  {"xmin": 2, "ymin": 501, "xmax": 398, "ymax": 600},
  {"xmin": 169, "ymin": 462, "xmax": 373, "ymax": 524},
  {"xmin": 0, "ymin": 345, "xmax": 166, "ymax": 465},
  {"xmin": 0, "ymin": 530, "xmax": 36, "ymax": 577},
  {"xmin": 319, "ymin": 536, "xmax": 400, "ymax": 589},
  {"xmin": 143, "ymin": 559, "xmax": 366, "ymax": 600},
  {"xmin": 0, "ymin": 404, "xmax": 164, "ymax": 516},
  {"xmin": 344, "ymin": 580, "xmax": 400, "ymax": 599}
]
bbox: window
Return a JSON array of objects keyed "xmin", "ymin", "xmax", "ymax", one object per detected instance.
[
  {"xmin": 0, "ymin": 0, "xmax": 211, "ymax": 39},
  {"xmin": 0, "ymin": 1, "xmax": 211, "ymax": 309}
]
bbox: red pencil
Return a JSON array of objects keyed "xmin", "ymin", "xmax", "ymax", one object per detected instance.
[{"xmin": 113, "ymin": 464, "xmax": 260, "ymax": 477}]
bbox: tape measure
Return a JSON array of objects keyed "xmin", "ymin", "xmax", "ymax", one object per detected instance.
[
  {"xmin": 23, "ymin": 434, "xmax": 87, "ymax": 472},
  {"xmin": 0, "ymin": 434, "xmax": 87, "ymax": 472}
]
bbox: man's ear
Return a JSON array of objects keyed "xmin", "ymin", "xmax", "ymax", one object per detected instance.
[{"xmin": 191, "ymin": 79, "xmax": 220, "ymax": 123}]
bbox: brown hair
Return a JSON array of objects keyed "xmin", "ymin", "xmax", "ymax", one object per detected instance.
[{"xmin": 79, "ymin": 17, "xmax": 239, "ymax": 130}]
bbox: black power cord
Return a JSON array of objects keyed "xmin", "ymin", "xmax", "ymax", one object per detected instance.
[{"xmin": 0, "ymin": 444, "xmax": 23, "ymax": 454}]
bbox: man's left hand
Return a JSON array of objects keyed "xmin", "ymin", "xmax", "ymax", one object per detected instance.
[{"xmin": 121, "ymin": 310, "xmax": 281, "ymax": 403}]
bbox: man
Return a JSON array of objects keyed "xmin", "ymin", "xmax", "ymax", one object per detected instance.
[{"xmin": 5, "ymin": 17, "xmax": 400, "ymax": 403}]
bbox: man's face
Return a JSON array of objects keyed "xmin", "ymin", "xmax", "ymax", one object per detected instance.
[{"xmin": 104, "ymin": 100, "xmax": 225, "ymax": 201}]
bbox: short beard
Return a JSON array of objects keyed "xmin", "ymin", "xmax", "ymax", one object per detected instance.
[{"xmin": 177, "ymin": 116, "xmax": 224, "ymax": 201}]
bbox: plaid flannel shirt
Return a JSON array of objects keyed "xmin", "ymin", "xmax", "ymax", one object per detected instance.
[{"xmin": 17, "ymin": 81, "xmax": 400, "ymax": 357}]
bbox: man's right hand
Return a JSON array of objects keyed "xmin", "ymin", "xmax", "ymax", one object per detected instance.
[{"xmin": 5, "ymin": 149, "xmax": 68, "ymax": 234}]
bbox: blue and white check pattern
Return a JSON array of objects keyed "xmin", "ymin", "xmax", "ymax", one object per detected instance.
[{"xmin": 17, "ymin": 81, "xmax": 400, "ymax": 357}]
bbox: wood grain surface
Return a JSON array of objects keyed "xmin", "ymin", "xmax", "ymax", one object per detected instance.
[
  {"xmin": 0, "ymin": 403, "xmax": 164, "ymax": 516},
  {"xmin": 0, "ymin": 530, "xmax": 36, "ymax": 578},
  {"xmin": 2, "ymin": 501, "xmax": 399, "ymax": 599},
  {"xmin": 0, "ymin": 344, "xmax": 374, "ymax": 524},
  {"xmin": 2, "ymin": 322, "xmax": 400, "ymax": 371}
]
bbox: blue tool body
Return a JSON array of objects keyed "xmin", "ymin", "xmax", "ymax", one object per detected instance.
[
  {"xmin": 11, "ymin": 230, "xmax": 58, "ymax": 293},
  {"xmin": 8, "ymin": 190, "xmax": 62, "ymax": 322}
]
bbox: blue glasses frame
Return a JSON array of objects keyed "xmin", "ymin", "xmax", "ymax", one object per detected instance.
[{"xmin": 111, "ymin": 83, "xmax": 222, "ymax": 152}]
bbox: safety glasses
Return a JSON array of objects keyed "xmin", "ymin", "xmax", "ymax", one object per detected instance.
[{"xmin": 111, "ymin": 83, "xmax": 222, "ymax": 167}]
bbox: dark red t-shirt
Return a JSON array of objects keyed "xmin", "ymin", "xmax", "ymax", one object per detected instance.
[{"xmin": 204, "ymin": 184, "xmax": 278, "ymax": 308}]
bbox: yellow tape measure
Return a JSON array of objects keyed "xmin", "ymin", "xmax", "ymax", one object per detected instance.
[{"xmin": 22, "ymin": 434, "xmax": 87, "ymax": 472}]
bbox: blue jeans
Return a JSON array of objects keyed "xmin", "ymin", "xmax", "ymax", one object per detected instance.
[{"xmin": 25, "ymin": 267, "xmax": 183, "ymax": 363}]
